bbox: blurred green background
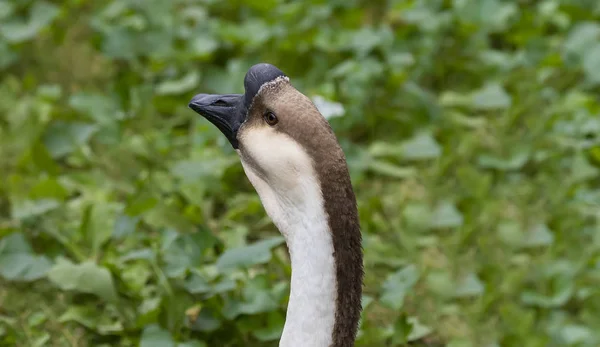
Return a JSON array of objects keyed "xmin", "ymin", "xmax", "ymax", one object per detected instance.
[{"xmin": 1, "ymin": 0, "xmax": 600, "ymax": 346}]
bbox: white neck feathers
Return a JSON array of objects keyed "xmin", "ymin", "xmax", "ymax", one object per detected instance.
[{"xmin": 237, "ymin": 129, "xmax": 337, "ymax": 347}]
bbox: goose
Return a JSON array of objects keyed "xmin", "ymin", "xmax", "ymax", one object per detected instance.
[{"xmin": 188, "ymin": 63, "xmax": 363, "ymax": 347}]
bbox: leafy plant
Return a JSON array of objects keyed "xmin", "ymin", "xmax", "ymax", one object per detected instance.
[{"xmin": 1, "ymin": 0, "xmax": 599, "ymax": 346}]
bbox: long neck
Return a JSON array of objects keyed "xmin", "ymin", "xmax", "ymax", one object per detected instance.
[
  {"xmin": 240, "ymin": 160, "xmax": 338, "ymax": 346},
  {"xmin": 280, "ymin": 197, "xmax": 337, "ymax": 347},
  {"xmin": 240, "ymin": 156, "xmax": 362, "ymax": 347}
]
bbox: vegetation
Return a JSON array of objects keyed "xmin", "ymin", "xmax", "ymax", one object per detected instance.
[{"xmin": 1, "ymin": 0, "xmax": 600, "ymax": 346}]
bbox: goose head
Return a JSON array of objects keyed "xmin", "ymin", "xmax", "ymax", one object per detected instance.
[{"xmin": 188, "ymin": 64, "xmax": 345, "ymax": 193}]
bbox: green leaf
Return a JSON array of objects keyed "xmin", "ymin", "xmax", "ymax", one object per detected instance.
[
  {"xmin": 430, "ymin": 201, "xmax": 463, "ymax": 229},
  {"xmin": 47, "ymin": 259, "xmax": 118, "ymax": 303},
  {"xmin": 69, "ymin": 92, "xmax": 124, "ymax": 122},
  {"xmin": 380, "ymin": 264, "xmax": 420, "ymax": 310},
  {"xmin": 582, "ymin": 43, "xmax": 600, "ymax": 84},
  {"xmin": 470, "ymin": 83, "xmax": 512, "ymax": 110},
  {"xmin": 559, "ymin": 325, "xmax": 593, "ymax": 345},
  {"xmin": 563, "ymin": 22, "xmax": 600, "ymax": 61},
  {"xmin": 216, "ymin": 237, "xmax": 284, "ymax": 272},
  {"xmin": 453, "ymin": 273, "xmax": 485, "ymax": 298},
  {"xmin": 11, "ymin": 199, "xmax": 59, "ymax": 220},
  {"xmin": 522, "ymin": 223, "xmax": 554, "ymax": 248},
  {"xmin": 0, "ymin": 233, "xmax": 52, "ymax": 281},
  {"xmin": 177, "ymin": 341, "xmax": 207, "ymax": 347},
  {"xmin": 156, "ymin": 71, "xmax": 200, "ymax": 95},
  {"xmin": 571, "ymin": 153, "xmax": 599, "ymax": 182},
  {"xmin": 43, "ymin": 121, "xmax": 98, "ymax": 158},
  {"xmin": 170, "ymin": 156, "xmax": 236, "ymax": 183},
  {"xmin": 401, "ymin": 133, "xmax": 442, "ymax": 160},
  {"xmin": 223, "ymin": 275, "xmax": 280, "ymax": 319},
  {"xmin": 59, "ymin": 306, "xmax": 123, "ymax": 335},
  {"xmin": 312, "ymin": 95, "xmax": 345, "ymax": 119},
  {"xmin": 0, "ymin": 1, "xmax": 14, "ymax": 20},
  {"xmin": 80, "ymin": 204, "xmax": 119, "ymax": 256},
  {"xmin": 252, "ymin": 311, "xmax": 284, "ymax": 341},
  {"xmin": 188, "ymin": 308, "xmax": 221, "ymax": 332},
  {"xmin": 368, "ymin": 160, "xmax": 417, "ymax": 178},
  {"xmin": 0, "ymin": 2, "xmax": 59, "ymax": 43},
  {"xmin": 140, "ymin": 324, "xmax": 175, "ymax": 347},
  {"xmin": 402, "ymin": 203, "xmax": 432, "ymax": 229},
  {"xmin": 184, "ymin": 272, "xmax": 211, "ymax": 294},
  {"xmin": 190, "ymin": 35, "xmax": 218, "ymax": 57},
  {"xmin": 477, "ymin": 150, "xmax": 530, "ymax": 171},
  {"xmin": 161, "ymin": 230, "xmax": 215, "ymax": 278},
  {"xmin": 0, "ymin": 41, "xmax": 17, "ymax": 68},
  {"xmin": 113, "ymin": 214, "xmax": 139, "ymax": 239},
  {"xmin": 521, "ymin": 285, "xmax": 573, "ymax": 308},
  {"xmin": 407, "ymin": 316, "xmax": 433, "ymax": 342},
  {"xmin": 497, "ymin": 220, "xmax": 522, "ymax": 246}
]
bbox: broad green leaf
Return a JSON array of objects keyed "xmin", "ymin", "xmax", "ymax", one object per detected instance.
[
  {"xmin": 47, "ymin": 259, "xmax": 118, "ymax": 302},
  {"xmin": 184, "ymin": 272, "xmax": 211, "ymax": 294},
  {"xmin": 0, "ymin": 2, "xmax": 59, "ymax": 43},
  {"xmin": 178, "ymin": 341, "xmax": 207, "ymax": 347},
  {"xmin": 470, "ymin": 83, "xmax": 512, "ymax": 110},
  {"xmin": 113, "ymin": 214, "xmax": 139, "ymax": 239},
  {"xmin": 497, "ymin": 220, "xmax": 522, "ymax": 246},
  {"xmin": 0, "ymin": 41, "xmax": 17, "ymax": 68},
  {"xmin": 380, "ymin": 264, "xmax": 420, "ymax": 310},
  {"xmin": 28, "ymin": 178, "xmax": 67, "ymax": 200},
  {"xmin": 452, "ymin": 273, "xmax": 485, "ymax": 298},
  {"xmin": 81, "ymin": 204, "xmax": 119, "ymax": 256},
  {"xmin": 140, "ymin": 324, "xmax": 174, "ymax": 347},
  {"xmin": 11, "ymin": 199, "xmax": 59, "ymax": 220},
  {"xmin": 521, "ymin": 284, "xmax": 573, "ymax": 308},
  {"xmin": 121, "ymin": 262, "xmax": 152, "ymax": 293},
  {"xmin": 312, "ymin": 95, "xmax": 345, "ymax": 119},
  {"xmin": 59, "ymin": 306, "xmax": 123, "ymax": 335},
  {"xmin": 571, "ymin": 153, "xmax": 599, "ymax": 182},
  {"xmin": 0, "ymin": 1, "xmax": 14, "ymax": 19},
  {"xmin": 477, "ymin": 150, "xmax": 530, "ymax": 170},
  {"xmin": 402, "ymin": 203, "xmax": 432, "ymax": 229},
  {"xmin": 156, "ymin": 71, "xmax": 200, "ymax": 95},
  {"xmin": 161, "ymin": 229, "xmax": 215, "ymax": 278},
  {"xmin": 252, "ymin": 311, "xmax": 284, "ymax": 341},
  {"xmin": 522, "ymin": 223, "xmax": 554, "ymax": 248},
  {"xmin": 401, "ymin": 133, "xmax": 442, "ymax": 160},
  {"xmin": 407, "ymin": 316, "xmax": 433, "ymax": 342},
  {"xmin": 582, "ymin": 43, "xmax": 600, "ymax": 84},
  {"xmin": 559, "ymin": 325, "xmax": 593, "ymax": 345},
  {"xmin": 190, "ymin": 35, "xmax": 218, "ymax": 57},
  {"xmin": 170, "ymin": 156, "xmax": 236, "ymax": 183},
  {"xmin": 120, "ymin": 248, "xmax": 155, "ymax": 262},
  {"xmin": 0, "ymin": 233, "xmax": 52, "ymax": 281},
  {"xmin": 216, "ymin": 237, "xmax": 284, "ymax": 272},
  {"xmin": 43, "ymin": 121, "xmax": 98, "ymax": 158},
  {"xmin": 137, "ymin": 298, "xmax": 161, "ymax": 326},
  {"xmin": 188, "ymin": 308, "xmax": 221, "ymax": 332},
  {"xmin": 430, "ymin": 201, "xmax": 463, "ymax": 229},
  {"xmin": 223, "ymin": 276, "xmax": 280, "ymax": 319},
  {"xmin": 563, "ymin": 22, "xmax": 600, "ymax": 61},
  {"xmin": 69, "ymin": 92, "xmax": 124, "ymax": 122},
  {"xmin": 368, "ymin": 160, "xmax": 417, "ymax": 178}
]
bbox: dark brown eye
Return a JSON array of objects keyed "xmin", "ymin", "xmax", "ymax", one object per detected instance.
[{"xmin": 264, "ymin": 111, "xmax": 278, "ymax": 126}]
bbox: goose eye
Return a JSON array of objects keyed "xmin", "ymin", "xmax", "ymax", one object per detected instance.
[{"xmin": 264, "ymin": 111, "xmax": 278, "ymax": 126}]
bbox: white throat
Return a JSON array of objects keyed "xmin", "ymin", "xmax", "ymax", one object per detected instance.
[{"xmin": 237, "ymin": 129, "xmax": 337, "ymax": 347}]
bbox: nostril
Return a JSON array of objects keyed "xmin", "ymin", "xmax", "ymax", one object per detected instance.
[{"xmin": 212, "ymin": 99, "xmax": 228, "ymax": 107}]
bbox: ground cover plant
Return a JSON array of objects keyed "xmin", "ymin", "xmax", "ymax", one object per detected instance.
[{"xmin": 1, "ymin": 0, "xmax": 600, "ymax": 346}]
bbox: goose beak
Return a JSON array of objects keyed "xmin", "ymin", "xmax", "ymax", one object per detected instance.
[{"xmin": 188, "ymin": 93, "xmax": 246, "ymax": 149}]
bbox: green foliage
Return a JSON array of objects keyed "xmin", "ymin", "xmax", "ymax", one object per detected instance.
[{"xmin": 1, "ymin": 0, "xmax": 600, "ymax": 346}]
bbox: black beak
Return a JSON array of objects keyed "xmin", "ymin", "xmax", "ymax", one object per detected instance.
[{"xmin": 188, "ymin": 93, "xmax": 246, "ymax": 149}]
